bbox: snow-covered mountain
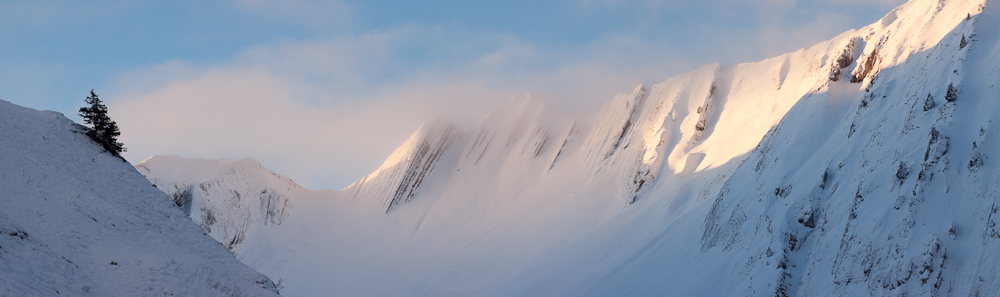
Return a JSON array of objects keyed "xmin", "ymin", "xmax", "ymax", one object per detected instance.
[
  {"xmin": 0, "ymin": 99, "xmax": 281, "ymax": 296},
  {"xmin": 137, "ymin": 0, "xmax": 1000, "ymax": 295},
  {"xmin": 136, "ymin": 156, "xmax": 297, "ymax": 253}
]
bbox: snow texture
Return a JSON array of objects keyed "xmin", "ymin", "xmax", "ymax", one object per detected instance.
[
  {"xmin": 138, "ymin": 0, "xmax": 1000, "ymax": 296},
  {"xmin": 0, "ymin": 100, "xmax": 280, "ymax": 296}
]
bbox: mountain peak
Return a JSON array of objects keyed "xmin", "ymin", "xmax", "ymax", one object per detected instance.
[{"xmin": 345, "ymin": 116, "xmax": 462, "ymax": 212}]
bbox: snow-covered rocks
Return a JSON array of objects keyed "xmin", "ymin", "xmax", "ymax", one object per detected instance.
[
  {"xmin": 0, "ymin": 99, "xmax": 280, "ymax": 296},
  {"xmin": 136, "ymin": 156, "xmax": 297, "ymax": 252}
]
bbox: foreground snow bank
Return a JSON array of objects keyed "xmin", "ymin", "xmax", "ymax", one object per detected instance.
[{"xmin": 0, "ymin": 99, "xmax": 280, "ymax": 296}]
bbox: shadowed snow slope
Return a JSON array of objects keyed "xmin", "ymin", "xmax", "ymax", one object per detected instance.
[
  {"xmin": 0, "ymin": 100, "xmax": 280, "ymax": 296},
  {"xmin": 138, "ymin": 0, "xmax": 1000, "ymax": 296}
]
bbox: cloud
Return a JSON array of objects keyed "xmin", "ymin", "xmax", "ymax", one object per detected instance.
[{"xmin": 113, "ymin": 67, "xmax": 474, "ymax": 190}]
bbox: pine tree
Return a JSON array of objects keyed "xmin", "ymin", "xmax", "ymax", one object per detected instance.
[{"xmin": 79, "ymin": 89, "xmax": 126, "ymax": 156}]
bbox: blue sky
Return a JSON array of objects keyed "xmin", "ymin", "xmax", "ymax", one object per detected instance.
[{"xmin": 1, "ymin": 0, "xmax": 905, "ymax": 189}]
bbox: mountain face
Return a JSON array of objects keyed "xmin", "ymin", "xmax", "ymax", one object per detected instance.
[
  {"xmin": 136, "ymin": 0, "xmax": 1000, "ymax": 295},
  {"xmin": 0, "ymin": 100, "xmax": 281, "ymax": 296}
]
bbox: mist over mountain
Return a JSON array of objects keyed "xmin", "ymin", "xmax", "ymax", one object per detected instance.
[{"xmin": 6, "ymin": 0, "xmax": 988, "ymax": 295}]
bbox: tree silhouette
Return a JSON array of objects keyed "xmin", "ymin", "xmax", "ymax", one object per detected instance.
[{"xmin": 79, "ymin": 89, "xmax": 126, "ymax": 157}]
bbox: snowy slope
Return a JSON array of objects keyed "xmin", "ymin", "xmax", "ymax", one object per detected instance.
[
  {"xmin": 0, "ymin": 99, "xmax": 280, "ymax": 296},
  {"xmin": 137, "ymin": 0, "xmax": 1000, "ymax": 296}
]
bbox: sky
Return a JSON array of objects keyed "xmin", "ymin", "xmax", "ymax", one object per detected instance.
[{"xmin": 1, "ymin": 0, "xmax": 906, "ymax": 190}]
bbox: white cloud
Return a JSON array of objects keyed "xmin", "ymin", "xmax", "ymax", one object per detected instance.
[{"xmin": 112, "ymin": 67, "xmax": 482, "ymax": 189}]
